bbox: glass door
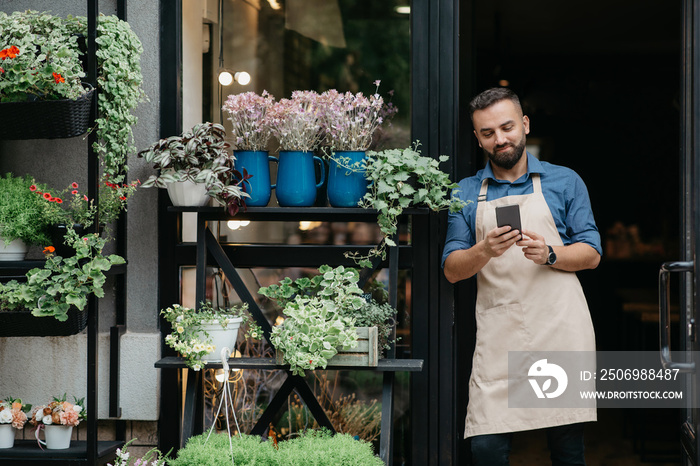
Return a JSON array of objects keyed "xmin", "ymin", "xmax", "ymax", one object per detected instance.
[{"xmin": 666, "ymin": 1, "xmax": 700, "ymax": 463}]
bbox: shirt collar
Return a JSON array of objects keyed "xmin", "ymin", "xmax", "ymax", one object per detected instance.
[{"xmin": 479, "ymin": 152, "xmax": 546, "ymax": 184}]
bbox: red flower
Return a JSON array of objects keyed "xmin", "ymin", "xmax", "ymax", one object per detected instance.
[
  {"xmin": 71, "ymin": 182, "xmax": 79, "ymax": 189},
  {"xmin": 0, "ymin": 68, "xmax": 4, "ymax": 74},
  {"xmin": 119, "ymin": 196, "xmax": 126, "ymax": 200},
  {"xmin": 55, "ymin": 198, "xmax": 63, "ymax": 204},
  {"xmin": 43, "ymin": 193, "xmax": 51, "ymax": 199},
  {"xmin": 29, "ymin": 185, "xmax": 37, "ymax": 191},
  {"xmin": 71, "ymin": 190, "xmax": 78, "ymax": 195},
  {"xmin": 83, "ymin": 195, "xmax": 88, "ymax": 201},
  {"xmin": 43, "ymin": 246, "xmax": 56, "ymax": 255},
  {"xmin": 0, "ymin": 46, "xmax": 18, "ymax": 60},
  {"xmin": 52, "ymin": 72, "xmax": 65, "ymax": 84}
]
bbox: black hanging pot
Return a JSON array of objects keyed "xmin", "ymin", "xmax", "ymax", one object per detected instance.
[
  {"xmin": 0, "ymin": 83, "xmax": 95, "ymax": 140},
  {"xmin": 49, "ymin": 224, "xmax": 103, "ymax": 258}
]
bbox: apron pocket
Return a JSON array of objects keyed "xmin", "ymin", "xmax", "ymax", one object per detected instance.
[{"xmin": 473, "ymin": 303, "xmax": 529, "ymax": 383}]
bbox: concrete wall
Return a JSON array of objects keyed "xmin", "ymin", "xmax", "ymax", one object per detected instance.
[{"xmin": 0, "ymin": 1, "xmax": 161, "ymax": 422}]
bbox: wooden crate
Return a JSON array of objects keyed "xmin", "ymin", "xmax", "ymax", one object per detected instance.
[{"xmin": 276, "ymin": 326, "xmax": 379, "ymax": 367}]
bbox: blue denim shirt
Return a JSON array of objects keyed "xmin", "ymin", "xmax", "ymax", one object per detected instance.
[{"xmin": 441, "ymin": 153, "xmax": 602, "ymax": 268}]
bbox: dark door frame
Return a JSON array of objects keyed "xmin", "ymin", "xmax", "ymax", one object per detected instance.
[
  {"xmin": 156, "ymin": 0, "xmax": 472, "ymax": 463},
  {"xmin": 410, "ymin": 0, "xmax": 476, "ymax": 464}
]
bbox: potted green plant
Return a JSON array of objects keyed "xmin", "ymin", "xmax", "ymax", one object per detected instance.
[
  {"xmin": 138, "ymin": 122, "xmax": 249, "ymax": 213},
  {"xmin": 0, "ymin": 228, "xmax": 125, "ymax": 323},
  {"xmin": 161, "ymin": 301, "xmax": 262, "ymax": 371},
  {"xmin": 259, "ymin": 265, "xmax": 398, "ymax": 376},
  {"xmin": 345, "ymin": 143, "xmax": 468, "ymax": 267},
  {"xmin": 168, "ymin": 429, "xmax": 383, "ymax": 466},
  {"xmin": 0, "ymin": 173, "xmax": 63, "ymax": 260},
  {"xmin": 32, "ymin": 178, "xmax": 140, "ymax": 256}
]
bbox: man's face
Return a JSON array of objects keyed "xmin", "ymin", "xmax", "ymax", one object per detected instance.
[{"xmin": 472, "ymin": 99, "xmax": 530, "ymax": 170}]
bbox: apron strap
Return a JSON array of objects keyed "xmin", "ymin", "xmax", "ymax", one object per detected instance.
[
  {"xmin": 531, "ymin": 173, "xmax": 542, "ymax": 193},
  {"xmin": 478, "ymin": 173, "xmax": 541, "ymax": 202},
  {"xmin": 477, "ymin": 179, "xmax": 489, "ymax": 202}
]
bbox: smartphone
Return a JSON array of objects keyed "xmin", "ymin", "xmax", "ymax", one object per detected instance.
[{"xmin": 495, "ymin": 204, "xmax": 522, "ymax": 236}]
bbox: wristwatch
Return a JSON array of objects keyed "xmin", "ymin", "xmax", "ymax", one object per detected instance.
[{"xmin": 545, "ymin": 245, "xmax": 557, "ymax": 266}]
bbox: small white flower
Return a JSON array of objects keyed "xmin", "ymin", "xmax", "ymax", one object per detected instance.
[
  {"xmin": 73, "ymin": 405, "xmax": 82, "ymax": 413},
  {"xmin": 0, "ymin": 410, "xmax": 12, "ymax": 424},
  {"xmin": 42, "ymin": 415, "xmax": 53, "ymax": 425}
]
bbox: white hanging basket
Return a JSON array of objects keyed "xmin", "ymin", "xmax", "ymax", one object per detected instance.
[{"xmin": 198, "ymin": 318, "xmax": 243, "ymax": 362}]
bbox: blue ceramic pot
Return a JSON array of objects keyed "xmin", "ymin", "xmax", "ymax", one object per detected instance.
[
  {"xmin": 327, "ymin": 150, "xmax": 368, "ymax": 207},
  {"xmin": 275, "ymin": 151, "xmax": 326, "ymax": 207},
  {"xmin": 234, "ymin": 150, "xmax": 278, "ymax": 207}
]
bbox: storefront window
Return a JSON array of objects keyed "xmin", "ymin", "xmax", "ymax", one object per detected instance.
[{"xmin": 184, "ymin": 0, "xmax": 412, "ymax": 461}]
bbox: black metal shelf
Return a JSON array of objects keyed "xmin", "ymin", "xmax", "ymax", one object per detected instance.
[
  {"xmin": 168, "ymin": 205, "xmax": 429, "ymax": 221},
  {"xmin": 157, "ymin": 204, "xmax": 424, "ymax": 465},
  {"xmin": 0, "ymin": 440, "xmax": 122, "ymax": 464},
  {"xmin": 155, "ymin": 356, "xmax": 423, "ymax": 371}
]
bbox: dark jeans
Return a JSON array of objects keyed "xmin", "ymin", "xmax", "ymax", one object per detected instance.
[{"xmin": 470, "ymin": 423, "xmax": 586, "ymax": 466}]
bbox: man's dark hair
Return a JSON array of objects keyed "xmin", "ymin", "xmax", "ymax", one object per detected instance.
[{"xmin": 469, "ymin": 87, "xmax": 522, "ymax": 119}]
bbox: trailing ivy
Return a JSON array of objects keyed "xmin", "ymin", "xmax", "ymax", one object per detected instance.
[{"xmin": 66, "ymin": 14, "xmax": 147, "ymax": 183}]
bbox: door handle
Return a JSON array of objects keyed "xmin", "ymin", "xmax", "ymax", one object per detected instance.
[{"xmin": 659, "ymin": 261, "xmax": 695, "ymax": 372}]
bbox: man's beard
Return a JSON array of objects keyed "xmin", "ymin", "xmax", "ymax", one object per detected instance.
[{"xmin": 484, "ymin": 135, "xmax": 526, "ymax": 170}]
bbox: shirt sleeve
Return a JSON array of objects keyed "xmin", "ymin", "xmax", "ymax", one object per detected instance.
[
  {"xmin": 564, "ymin": 172, "xmax": 603, "ymax": 256},
  {"xmin": 441, "ymin": 187, "xmax": 475, "ymax": 268}
]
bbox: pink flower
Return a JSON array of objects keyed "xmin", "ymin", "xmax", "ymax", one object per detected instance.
[{"xmin": 60, "ymin": 409, "xmax": 79, "ymax": 426}]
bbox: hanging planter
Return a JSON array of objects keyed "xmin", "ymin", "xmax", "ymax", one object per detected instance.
[
  {"xmin": 0, "ymin": 85, "xmax": 95, "ymax": 140},
  {"xmin": 0, "ymin": 307, "xmax": 88, "ymax": 338}
]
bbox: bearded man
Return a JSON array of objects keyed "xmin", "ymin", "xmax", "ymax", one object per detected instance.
[{"xmin": 442, "ymin": 87, "xmax": 601, "ymax": 466}]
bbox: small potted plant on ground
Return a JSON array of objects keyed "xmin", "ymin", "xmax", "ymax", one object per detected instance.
[
  {"xmin": 259, "ymin": 265, "xmax": 398, "ymax": 376},
  {"xmin": 138, "ymin": 122, "xmax": 249, "ymax": 214},
  {"xmin": 0, "ymin": 397, "xmax": 30, "ymax": 449},
  {"xmin": 161, "ymin": 301, "xmax": 261, "ymax": 371},
  {"xmin": 168, "ymin": 429, "xmax": 383, "ymax": 465},
  {"xmin": 347, "ymin": 142, "xmax": 468, "ymax": 267},
  {"xmin": 222, "ymin": 90, "xmax": 276, "ymax": 207},
  {"xmin": 0, "ymin": 173, "xmax": 62, "ymax": 260},
  {"xmin": 29, "ymin": 394, "xmax": 86, "ymax": 450}
]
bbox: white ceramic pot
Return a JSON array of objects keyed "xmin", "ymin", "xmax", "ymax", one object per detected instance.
[
  {"xmin": 44, "ymin": 425, "xmax": 73, "ymax": 450},
  {"xmin": 0, "ymin": 238, "xmax": 28, "ymax": 261},
  {"xmin": 198, "ymin": 317, "xmax": 243, "ymax": 362},
  {"xmin": 0, "ymin": 424, "xmax": 14, "ymax": 449},
  {"xmin": 166, "ymin": 179, "xmax": 210, "ymax": 206}
]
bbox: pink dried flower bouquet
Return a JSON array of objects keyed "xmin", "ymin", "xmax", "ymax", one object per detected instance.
[
  {"xmin": 322, "ymin": 81, "xmax": 389, "ymax": 151},
  {"xmin": 0, "ymin": 397, "xmax": 29, "ymax": 429},
  {"xmin": 267, "ymin": 90, "xmax": 326, "ymax": 152},
  {"xmin": 222, "ymin": 90, "xmax": 276, "ymax": 151}
]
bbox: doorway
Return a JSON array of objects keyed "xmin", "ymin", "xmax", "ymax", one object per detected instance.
[{"xmin": 466, "ymin": 1, "xmax": 682, "ymax": 464}]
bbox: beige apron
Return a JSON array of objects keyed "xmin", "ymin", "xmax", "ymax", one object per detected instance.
[{"xmin": 464, "ymin": 174, "xmax": 596, "ymax": 438}]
